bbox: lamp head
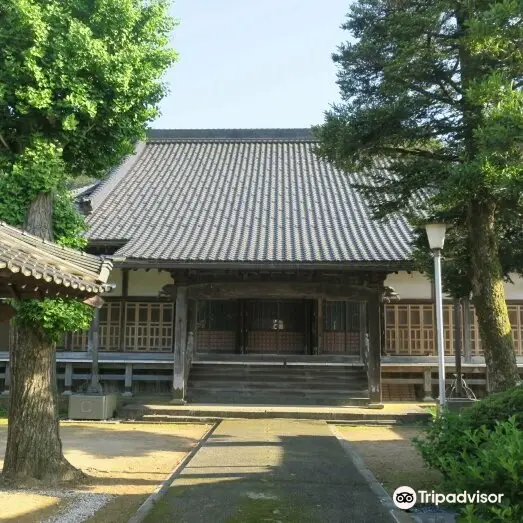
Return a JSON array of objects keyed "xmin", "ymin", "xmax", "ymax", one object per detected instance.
[{"xmin": 425, "ymin": 223, "xmax": 446, "ymax": 250}]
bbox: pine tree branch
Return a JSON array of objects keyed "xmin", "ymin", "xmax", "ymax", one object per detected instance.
[
  {"xmin": 0, "ymin": 133, "xmax": 11, "ymax": 151},
  {"xmin": 374, "ymin": 146, "xmax": 458, "ymax": 162}
]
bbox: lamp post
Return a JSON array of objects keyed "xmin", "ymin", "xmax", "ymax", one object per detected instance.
[{"xmin": 425, "ymin": 223, "xmax": 447, "ymax": 407}]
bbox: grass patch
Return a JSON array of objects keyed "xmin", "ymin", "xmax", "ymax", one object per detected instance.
[
  {"xmin": 0, "ymin": 405, "xmax": 7, "ymax": 419},
  {"xmin": 145, "ymin": 491, "xmax": 317, "ymax": 523},
  {"xmin": 336, "ymin": 426, "xmax": 442, "ymax": 495},
  {"xmin": 420, "ymin": 405, "xmax": 438, "ymax": 418}
]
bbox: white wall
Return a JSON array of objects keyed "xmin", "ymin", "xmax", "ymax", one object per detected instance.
[
  {"xmin": 385, "ymin": 271, "xmax": 432, "ymax": 300},
  {"xmin": 504, "ymin": 274, "xmax": 523, "ymax": 301},
  {"xmin": 385, "ymin": 271, "xmax": 523, "ymax": 301},
  {"xmin": 128, "ymin": 269, "xmax": 172, "ymax": 296},
  {"xmin": 104, "ymin": 267, "xmax": 122, "ymax": 297}
]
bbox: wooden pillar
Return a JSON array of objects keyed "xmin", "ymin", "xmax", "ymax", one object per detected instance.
[
  {"xmin": 380, "ymin": 302, "xmax": 387, "ymax": 356},
  {"xmin": 62, "ymin": 363, "xmax": 73, "ymax": 396},
  {"xmin": 367, "ymin": 291, "xmax": 383, "ymax": 407},
  {"xmin": 422, "ymin": 368, "xmax": 433, "ymax": 402},
  {"xmin": 359, "ymin": 301, "xmax": 367, "ymax": 361},
  {"xmin": 87, "ymin": 308, "xmax": 102, "ymax": 394},
  {"xmin": 454, "ymin": 298, "xmax": 463, "ymax": 396},
  {"xmin": 463, "ymin": 298, "xmax": 472, "ymax": 363},
  {"xmin": 119, "ymin": 269, "xmax": 129, "ymax": 351},
  {"xmin": 123, "ymin": 363, "xmax": 133, "ymax": 396},
  {"xmin": 304, "ymin": 300, "xmax": 312, "ymax": 354},
  {"xmin": 317, "ymin": 298, "xmax": 324, "ymax": 355},
  {"xmin": 1, "ymin": 363, "xmax": 10, "ymax": 395},
  {"xmin": 236, "ymin": 299, "xmax": 244, "ymax": 354},
  {"xmin": 172, "ymin": 286, "xmax": 188, "ymax": 403}
]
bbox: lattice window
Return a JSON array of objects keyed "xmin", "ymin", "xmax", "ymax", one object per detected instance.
[
  {"xmin": 99, "ymin": 302, "xmax": 123, "ymax": 351},
  {"xmin": 385, "ymin": 302, "xmax": 523, "ymax": 357},
  {"xmin": 70, "ymin": 331, "xmax": 89, "ymax": 351},
  {"xmin": 508, "ymin": 305, "xmax": 523, "ymax": 356},
  {"xmin": 324, "ymin": 301, "xmax": 360, "ymax": 354},
  {"xmin": 124, "ymin": 302, "xmax": 173, "ymax": 352},
  {"xmin": 385, "ymin": 304, "xmax": 440, "ymax": 356}
]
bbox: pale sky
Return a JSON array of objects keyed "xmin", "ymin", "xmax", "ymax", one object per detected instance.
[{"xmin": 153, "ymin": 0, "xmax": 352, "ymax": 129}]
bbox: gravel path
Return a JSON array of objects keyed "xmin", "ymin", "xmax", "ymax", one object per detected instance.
[{"xmin": 41, "ymin": 490, "xmax": 114, "ymax": 523}]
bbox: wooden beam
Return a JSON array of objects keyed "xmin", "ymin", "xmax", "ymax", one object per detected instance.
[
  {"xmin": 367, "ymin": 290, "xmax": 382, "ymax": 406},
  {"xmin": 172, "ymin": 286, "xmax": 188, "ymax": 403},
  {"xmin": 187, "ymin": 282, "xmax": 379, "ymax": 301}
]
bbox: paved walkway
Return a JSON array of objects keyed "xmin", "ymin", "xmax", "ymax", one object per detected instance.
[{"xmin": 146, "ymin": 419, "xmax": 396, "ymax": 523}]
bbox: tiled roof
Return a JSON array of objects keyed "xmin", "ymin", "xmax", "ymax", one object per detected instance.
[
  {"xmin": 86, "ymin": 129, "xmax": 413, "ymax": 265},
  {"xmin": 0, "ymin": 222, "xmax": 113, "ymax": 297}
]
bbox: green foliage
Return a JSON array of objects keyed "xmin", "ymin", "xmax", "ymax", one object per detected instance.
[
  {"xmin": 414, "ymin": 387, "xmax": 523, "ymax": 522},
  {"xmin": 414, "ymin": 386, "xmax": 523, "ymax": 470},
  {"xmin": 0, "ymin": 0, "xmax": 176, "ymax": 338},
  {"xmin": 53, "ymin": 188, "xmax": 88, "ymax": 249},
  {"xmin": 314, "ymin": 0, "xmax": 523, "ymax": 298},
  {"xmin": 12, "ymin": 298, "xmax": 93, "ymax": 343}
]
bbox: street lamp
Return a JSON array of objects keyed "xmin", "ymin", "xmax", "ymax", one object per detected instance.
[{"xmin": 425, "ymin": 223, "xmax": 447, "ymax": 407}]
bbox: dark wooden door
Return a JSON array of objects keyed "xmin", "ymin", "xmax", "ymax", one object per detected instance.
[{"xmin": 245, "ymin": 300, "xmax": 306, "ymax": 354}]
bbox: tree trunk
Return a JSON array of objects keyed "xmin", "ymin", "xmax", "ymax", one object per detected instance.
[
  {"xmin": 23, "ymin": 192, "xmax": 54, "ymax": 240},
  {"xmin": 469, "ymin": 203, "xmax": 519, "ymax": 392},
  {"xmin": 2, "ymin": 327, "xmax": 82, "ymax": 484},
  {"xmin": 2, "ymin": 191, "xmax": 82, "ymax": 485}
]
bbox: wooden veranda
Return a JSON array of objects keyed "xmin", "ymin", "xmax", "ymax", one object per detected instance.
[{"xmin": 162, "ymin": 268, "xmax": 395, "ymax": 405}]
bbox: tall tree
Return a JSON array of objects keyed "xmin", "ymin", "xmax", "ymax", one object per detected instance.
[
  {"xmin": 0, "ymin": 0, "xmax": 176, "ymax": 484},
  {"xmin": 315, "ymin": 0, "xmax": 522, "ymax": 391}
]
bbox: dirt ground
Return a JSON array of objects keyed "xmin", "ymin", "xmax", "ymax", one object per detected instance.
[
  {"xmin": 0, "ymin": 422, "xmax": 211, "ymax": 523},
  {"xmin": 335, "ymin": 425, "xmax": 442, "ymax": 494}
]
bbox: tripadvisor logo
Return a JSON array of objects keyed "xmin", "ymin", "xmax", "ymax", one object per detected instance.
[
  {"xmin": 392, "ymin": 486, "xmax": 505, "ymax": 510},
  {"xmin": 392, "ymin": 486, "xmax": 417, "ymax": 510}
]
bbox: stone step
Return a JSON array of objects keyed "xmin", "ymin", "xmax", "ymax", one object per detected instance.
[
  {"xmin": 188, "ymin": 371, "xmax": 367, "ymax": 381},
  {"xmin": 125, "ymin": 408, "xmax": 429, "ymax": 423},
  {"xmin": 187, "ymin": 380, "xmax": 369, "ymax": 392},
  {"xmin": 190, "ymin": 363, "xmax": 364, "ymax": 372}
]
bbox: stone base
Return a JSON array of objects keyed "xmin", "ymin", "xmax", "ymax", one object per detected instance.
[
  {"xmin": 446, "ymin": 398, "xmax": 477, "ymax": 413},
  {"xmin": 422, "ymin": 395, "xmax": 434, "ymax": 403},
  {"xmin": 122, "ymin": 391, "xmax": 133, "ymax": 397},
  {"xmin": 367, "ymin": 403, "xmax": 384, "ymax": 410},
  {"xmin": 169, "ymin": 398, "xmax": 187, "ymax": 405},
  {"xmin": 68, "ymin": 393, "xmax": 118, "ymax": 420}
]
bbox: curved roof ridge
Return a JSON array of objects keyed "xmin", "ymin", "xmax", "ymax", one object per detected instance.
[{"xmin": 147, "ymin": 128, "xmax": 315, "ymax": 142}]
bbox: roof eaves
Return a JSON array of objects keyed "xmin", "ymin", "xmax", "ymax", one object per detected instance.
[
  {"xmin": 109, "ymin": 259, "xmax": 414, "ymax": 271},
  {"xmin": 0, "ymin": 222, "xmax": 109, "ymax": 283}
]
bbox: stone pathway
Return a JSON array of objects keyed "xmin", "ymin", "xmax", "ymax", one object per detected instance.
[{"xmin": 145, "ymin": 419, "xmax": 396, "ymax": 523}]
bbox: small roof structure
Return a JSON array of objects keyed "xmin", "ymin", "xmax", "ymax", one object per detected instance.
[
  {"xmin": 0, "ymin": 221, "xmax": 113, "ymax": 299},
  {"xmin": 84, "ymin": 128, "xmax": 413, "ymax": 268}
]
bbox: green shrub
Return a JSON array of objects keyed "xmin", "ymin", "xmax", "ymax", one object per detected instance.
[
  {"xmin": 464, "ymin": 385, "xmax": 523, "ymax": 429},
  {"xmin": 414, "ymin": 386, "xmax": 523, "ymax": 522},
  {"xmin": 439, "ymin": 418, "xmax": 523, "ymax": 522}
]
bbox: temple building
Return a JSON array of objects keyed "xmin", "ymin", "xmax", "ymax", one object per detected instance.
[{"xmin": 2, "ymin": 129, "xmax": 522, "ymax": 405}]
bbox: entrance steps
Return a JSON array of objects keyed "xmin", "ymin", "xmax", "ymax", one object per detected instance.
[
  {"xmin": 186, "ymin": 362, "xmax": 370, "ymax": 406},
  {"xmin": 117, "ymin": 403, "xmax": 431, "ymax": 424}
]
